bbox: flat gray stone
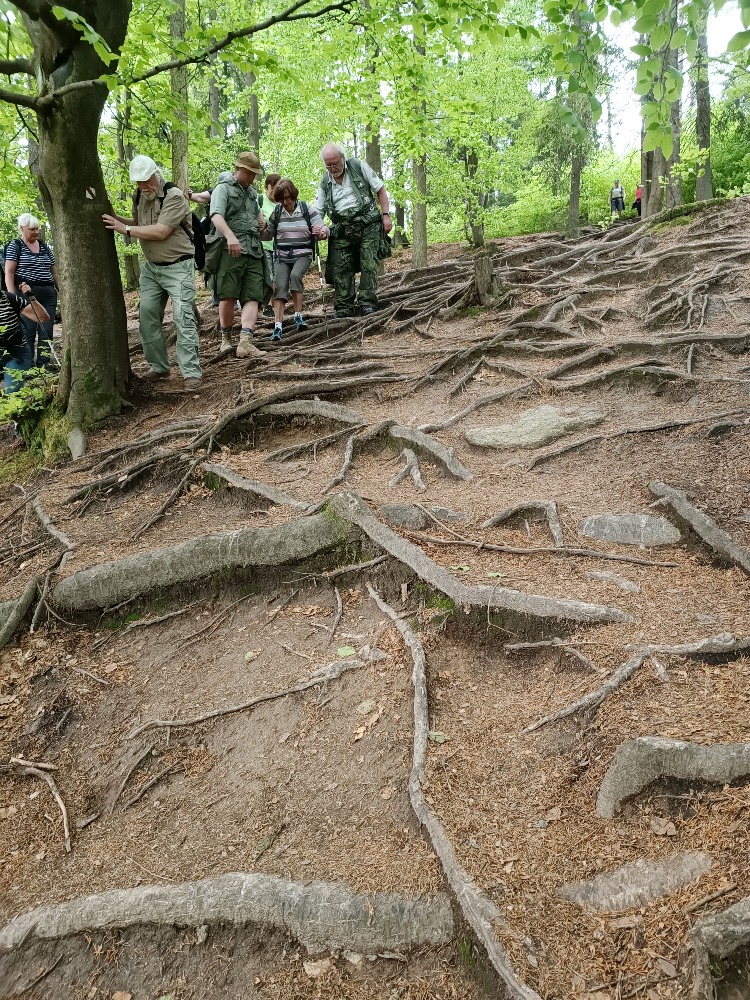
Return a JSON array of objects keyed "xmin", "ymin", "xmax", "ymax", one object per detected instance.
[
  {"xmin": 586, "ymin": 570, "xmax": 640, "ymax": 593},
  {"xmin": 464, "ymin": 405, "xmax": 604, "ymax": 450},
  {"xmin": 379, "ymin": 503, "xmax": 427, "ymax": 531},
  {"xmin": 559, "ymin": 853, "xmax": 712, "ymax": 912},
  {"xmin": 579, "ymin": 514, "xmax": 681, "ymax": 547},
  {"xmin": 431, "ymin": 506, "xmax": 466, "ymax": 522}
]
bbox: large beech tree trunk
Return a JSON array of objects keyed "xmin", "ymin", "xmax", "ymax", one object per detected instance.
[
  {"xmin": 411, "ymin": 155, "xmax": 427, "ymax": 269},
  {"xmin": 693, "ymin": 8, "xmax": 713, "ymax": 201},
  {"xmin": 23, "ymin": 4, "xmax": 131, "ymax": 425}
]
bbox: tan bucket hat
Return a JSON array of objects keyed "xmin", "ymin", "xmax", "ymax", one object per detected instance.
[{"xmin": 235, "ymin": 151, "xmax": 262, "ymax": 174}]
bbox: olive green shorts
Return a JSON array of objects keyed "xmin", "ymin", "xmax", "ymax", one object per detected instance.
[{"xmin": 214, "ymin": 251, "xmax": 265, "ymax": 304}]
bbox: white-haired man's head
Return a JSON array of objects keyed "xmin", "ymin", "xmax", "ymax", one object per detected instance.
[
  {"xmin": 321, "ymin": 143, "xmax": 347, "ymax": 182},
  {"xmin": 18, "ymin": 213, "xmax": 40, "ymax": 236}
]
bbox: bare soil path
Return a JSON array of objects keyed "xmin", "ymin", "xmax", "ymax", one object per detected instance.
[{"xmin": 1, "ymin": 199, "xmax": 750, "ymax": 999}]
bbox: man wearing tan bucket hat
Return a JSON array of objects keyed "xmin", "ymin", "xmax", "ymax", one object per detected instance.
[{"xmin": 208, "ymin": 151, "xmax": 270, "ymax": 359}]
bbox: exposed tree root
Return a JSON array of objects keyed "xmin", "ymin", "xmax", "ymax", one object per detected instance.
[
  {"xmin": 202, "ymin": 462, "xmax": 310, "ymax": 510},
  {"xmin": 596, "ymin": 736, "xmax": 750, "ymax": 818},
  {"xmin": 257, "ymin": 398, "xmax": 365, "ymax": 425},
  {"xmin": 330, "ymin": 491, "xmax": 632, "ymax": 625},
  {"xmin": 31, "ymin": 498, "xmax": 75, "ymax": 569},
  {"xmin": 51, "ymin": 513, "xmax": 351, "ymax": 613},
  {"xmin": 420, "ymin": 383, "xmax": 536, "ymax": 434},
  {"xmin": 482, "ymin": 501, "xmax": 564, "ymax": 547},
  {"xmin": 389, "ymin": 424, "xmax": 473, "ymax": 480},
  {"xmin": 0, "ymin": 873, "xmax": 453, "ymax": 954},
  {"xmin": 523, "ymin": 633, "xmax": 750, "ymax": 733},
  {"xmin": 650, "ymin": 481, "xmax": 750, "ymax": 575},
  {"xmin": 367, "ymin": 584, "xmax": 542, "ymax": 1000},
  {"xmin": 691, "ymin": 895, "xmax": 750, "ymax": 1000},
  {"xmin": 128, "ymin": 656, "xmax": 367, "ymax": 738},
  {"xmin": 389, "ymin": 448, "xmax": 427, "ymax": 492},
  {"xmin": 0, "ymin": 575, "xmax": 40, "ymax": 651},
  {"xmin": 131, "ymin": 456, "xmax": 202, "ymax": 541},
  {"xmin": 323, "ymin": 420, "xmax": 396, "ymax": 493},
  {"xmin": 407, "ymin": 532, "xmax": 677, "ymax": 568},
  {"xmin": 265, "ymin": 424, "xmax": 365, "ymax": 464},
  {"xmin": 526, "ymin": 410, "xmax": 749, "ymax": 470}
]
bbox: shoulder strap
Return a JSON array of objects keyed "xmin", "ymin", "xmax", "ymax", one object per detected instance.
[
  {"xmin": 271, "ymin": 203, "xmax": 283, "ymax": 226},
  {"xmin": 299, "ymin": 200, "xmax": 313, "ymax": 234}
]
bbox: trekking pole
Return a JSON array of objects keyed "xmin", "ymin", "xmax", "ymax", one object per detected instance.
[{"xmin": 315, "ymin": 237, "xmax": 330, "ymax": 339}]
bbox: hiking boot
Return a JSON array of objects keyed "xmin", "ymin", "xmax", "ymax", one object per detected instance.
[
  {"xmin": 271, "ymin": 324, "xmax": 283, "ymax": 342},
  {"xmin": 236, "ymin": 333, "xmax": 263, "ymax": 359},
  {"xmin": 333, "ymin": 309, "xmax": 353, "ymax": 319},
  {"xmin": 141, "ymin": 369, "xmax": 170, "ymax": 383},
  {"xmin": 184, "ymin": 377, "xmax": 202, "ymax": 390},
  {"xmin": 220, "ymin": 333, "xmax": 233, "ymax": 352},
  {"xmin": 294, "ymin": 314, "xmax": 309, "ymax": 331},
  {"xmin": 360, "ymin": 304, "xmax": 375, "ymax": 315}
]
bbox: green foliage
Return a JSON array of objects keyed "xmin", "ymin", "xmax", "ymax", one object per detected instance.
[{"xmin": 0, "ymin": 367, "xmax": 57, "ymax": 442}]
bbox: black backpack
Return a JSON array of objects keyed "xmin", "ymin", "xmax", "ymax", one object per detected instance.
[{"xmin": 133, "ymin": 183, "xmax": 206, "ymax": 271}]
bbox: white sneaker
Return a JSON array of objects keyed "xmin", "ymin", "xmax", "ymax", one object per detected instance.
[{"xmin": 236, "ymin": 333, "xmax": 263, "ymax": 359}]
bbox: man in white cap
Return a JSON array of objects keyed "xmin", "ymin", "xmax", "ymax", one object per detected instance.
[
  {"xmin": 208, "ymin": 151, "xmax": 269, "ymax": 358},
  {"xmin": 102, "ymin": 155, "xmax": 202, "ymax": 389}
]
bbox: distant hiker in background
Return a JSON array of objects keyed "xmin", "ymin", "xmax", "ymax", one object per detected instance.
[
  {"xmin": 190, "ymin": 185, "xmax": 220, "ymax": 306},
  {"xmin": 208, "ymin": 151, "xmax": 269, "ymax": 358},
  {"xmin": 4, "ymin": 214, "xmax": 58, "ymax": 369},
  {"xmin": 261, "ymin": 177, "xmax": 328, "ymax": 341},
  {"xmin": 609, "ymin": 179, "xmax": 626, "ymax": 218},
  {"xmin": 0, "ymin": 280, "xmax": 48, "ymax": 394},
  {"xmin": 633, "ymin": 182, "xmax": 643, "ymax": 217},
  {"xmin": 314, "ymin": 142, "xmax": 392, "ymax": 318},
  {"xmin": 102, "ymin": 154, "xmax": 202, "ymax": 390},
  {"xmin": 260, "ymin": 172, "xmax": 281, "ymax": 317}
]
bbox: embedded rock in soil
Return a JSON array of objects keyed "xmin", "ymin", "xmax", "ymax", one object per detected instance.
[
  {"xmin": 378, "ymin": 503, "xmax": 428, "ymax": 531},
  {"xmin": 0, "ymin": 873, "xmax": 454, "ymax": 954},
  {"xmin": 579, "ymin": 513, "xmax": 681, "ymax": 547},
  {"xmin": 706, "ymin": 420, "xmax": 742, "ymax": 438},
  {"xmin": 596, "ymin": 736, "xmax": 750, "ymax": 818},
  {"xmin": 586, "ymin": 570, "xmax": 640, "ymax": 592},
  {"xmin": 692, "ymin": 896, "xmax": 750, "ymax": 999},
  {"xmin": 559, "ymin": 853, "xmax": 712, "ymax": 912},
  {"xmin": 431, "ymin": 505, "xmax": 466, "ymax": 522},
  {"xmin": 464, "ymin": 404, "xmax": 604, "ymax": 449},
  {"xmin": 67, "ymin": 427, "xmax": 87, "ymax": 460}
]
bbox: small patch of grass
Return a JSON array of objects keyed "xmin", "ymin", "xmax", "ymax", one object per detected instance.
[
  {"xmin": 0, "ymin": 447, "xmax": 37, "ymax": 485},
  {"xmin": 100, "ymin": 612, "xmax": 142, "ymax": 630}
]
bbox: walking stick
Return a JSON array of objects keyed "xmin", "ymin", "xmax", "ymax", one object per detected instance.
[
  {"xmin": 26, "ymin": 289, "xmax": 60, "ymax": 370},
  {"xmin": 314, "ymin": 236, "xmax": 330, "ymax": 339}
]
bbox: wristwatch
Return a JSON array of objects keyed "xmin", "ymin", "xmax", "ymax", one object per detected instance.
[{"xmin": 125, "ymin": 225, "xmax": 131, "ymax": 237}]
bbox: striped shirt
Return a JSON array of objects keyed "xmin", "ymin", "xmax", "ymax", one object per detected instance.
[
  {"xmin": 263, "ymin": 201, "xmax": 323, "ymax": 262},
  {"xmin": 0, "ymin": 290, "xmax": 29, "ymax": 354},
  {"xmin": 6, "ymin": 239, "xmax": 56, "ymax": 285}
]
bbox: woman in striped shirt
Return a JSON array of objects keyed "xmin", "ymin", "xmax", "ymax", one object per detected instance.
[
  {"xmin": 260, "ymin": 178, "xmax": 328, "ymax": 341},
  {"xmin": 4, "ymin": 213, "xmax": 59, "ymax": 368}
]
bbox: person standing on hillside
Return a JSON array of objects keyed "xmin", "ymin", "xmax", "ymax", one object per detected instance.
[
  {"xmin": 609, "ymin": 179, "xmax": 626, "ymax": 218},
  {"xmin": 260, "ymin": 172, "xmax": 281, "ymax": 316},
  {"xmin": 633, "ymin": 182, "xmax": 643, "ymax": 217},
  {"xmin": 102, "ymin": 155, "xmax": 202, "ymax": 389},
  {"xmin": 4, "ymin": 214, "xmax": 59, "ymax": 369},
  {"xmin": 313, "ymin": 143, "xmax": 392, "ymax": 318},
  {"xmin": 209, "ymin": 151, "xmax": 269, "ymax": 358}
]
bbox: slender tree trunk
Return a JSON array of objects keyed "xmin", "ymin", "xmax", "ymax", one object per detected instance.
[
  {"xmin": 693, "ymin": 8, "xmax": 713, "ymax": 200},
  {"xmin": 463, "ymin": 148, "xmax": 484, "ymax": 248},
  {"xmin": 246, "ymin": 72, "xmax": 259, "ymax": 153},
  {"xmin": 365, "ymin": 129, "xmax": 383, "ymax": 176},
  {"xmin": 117, "ymin": 88, "xmax": 140, "ymax": 291},
  {"xmin": 170, "ymin": 0, "xmax": 188, "ymax": 192},
  {"xmin": 665, "ymin": 47, "xmax": 682, "ymax": 208},
  {"xmin": 411, "ymin": 156, "xmax": 427, "ymax": 268},
  {"xmin": 567, "ymin": 152, "xmax": 584, "ymax": 236},
  {"xmin": 394, "ymin": 203, "xmax": 409, "ymax": 248}
]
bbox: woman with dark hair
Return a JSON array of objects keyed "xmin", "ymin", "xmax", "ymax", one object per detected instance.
[{"xmin": 261, "ymin": 178, "xmax": 328, "ymax": 341}]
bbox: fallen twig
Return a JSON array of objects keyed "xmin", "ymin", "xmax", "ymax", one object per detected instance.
[
  {"xmin": 327, "ymin": 587, "xmax": 343, "ymax": 646},
  {"xmin": 128, "ymin": 657, "xmax": 367, "ymax": 738},
  {"xmin": 12, "ymin": 762, "xmax": 71, "ymax": 852},
  {"xmin": 124, "ymin": 763, "xmax": 182, "ymax": 808}
]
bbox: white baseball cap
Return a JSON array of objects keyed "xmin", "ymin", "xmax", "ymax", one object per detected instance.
[{"xmin": 129, "ymin": 155, "xmax": 158, "ymax": 182}]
